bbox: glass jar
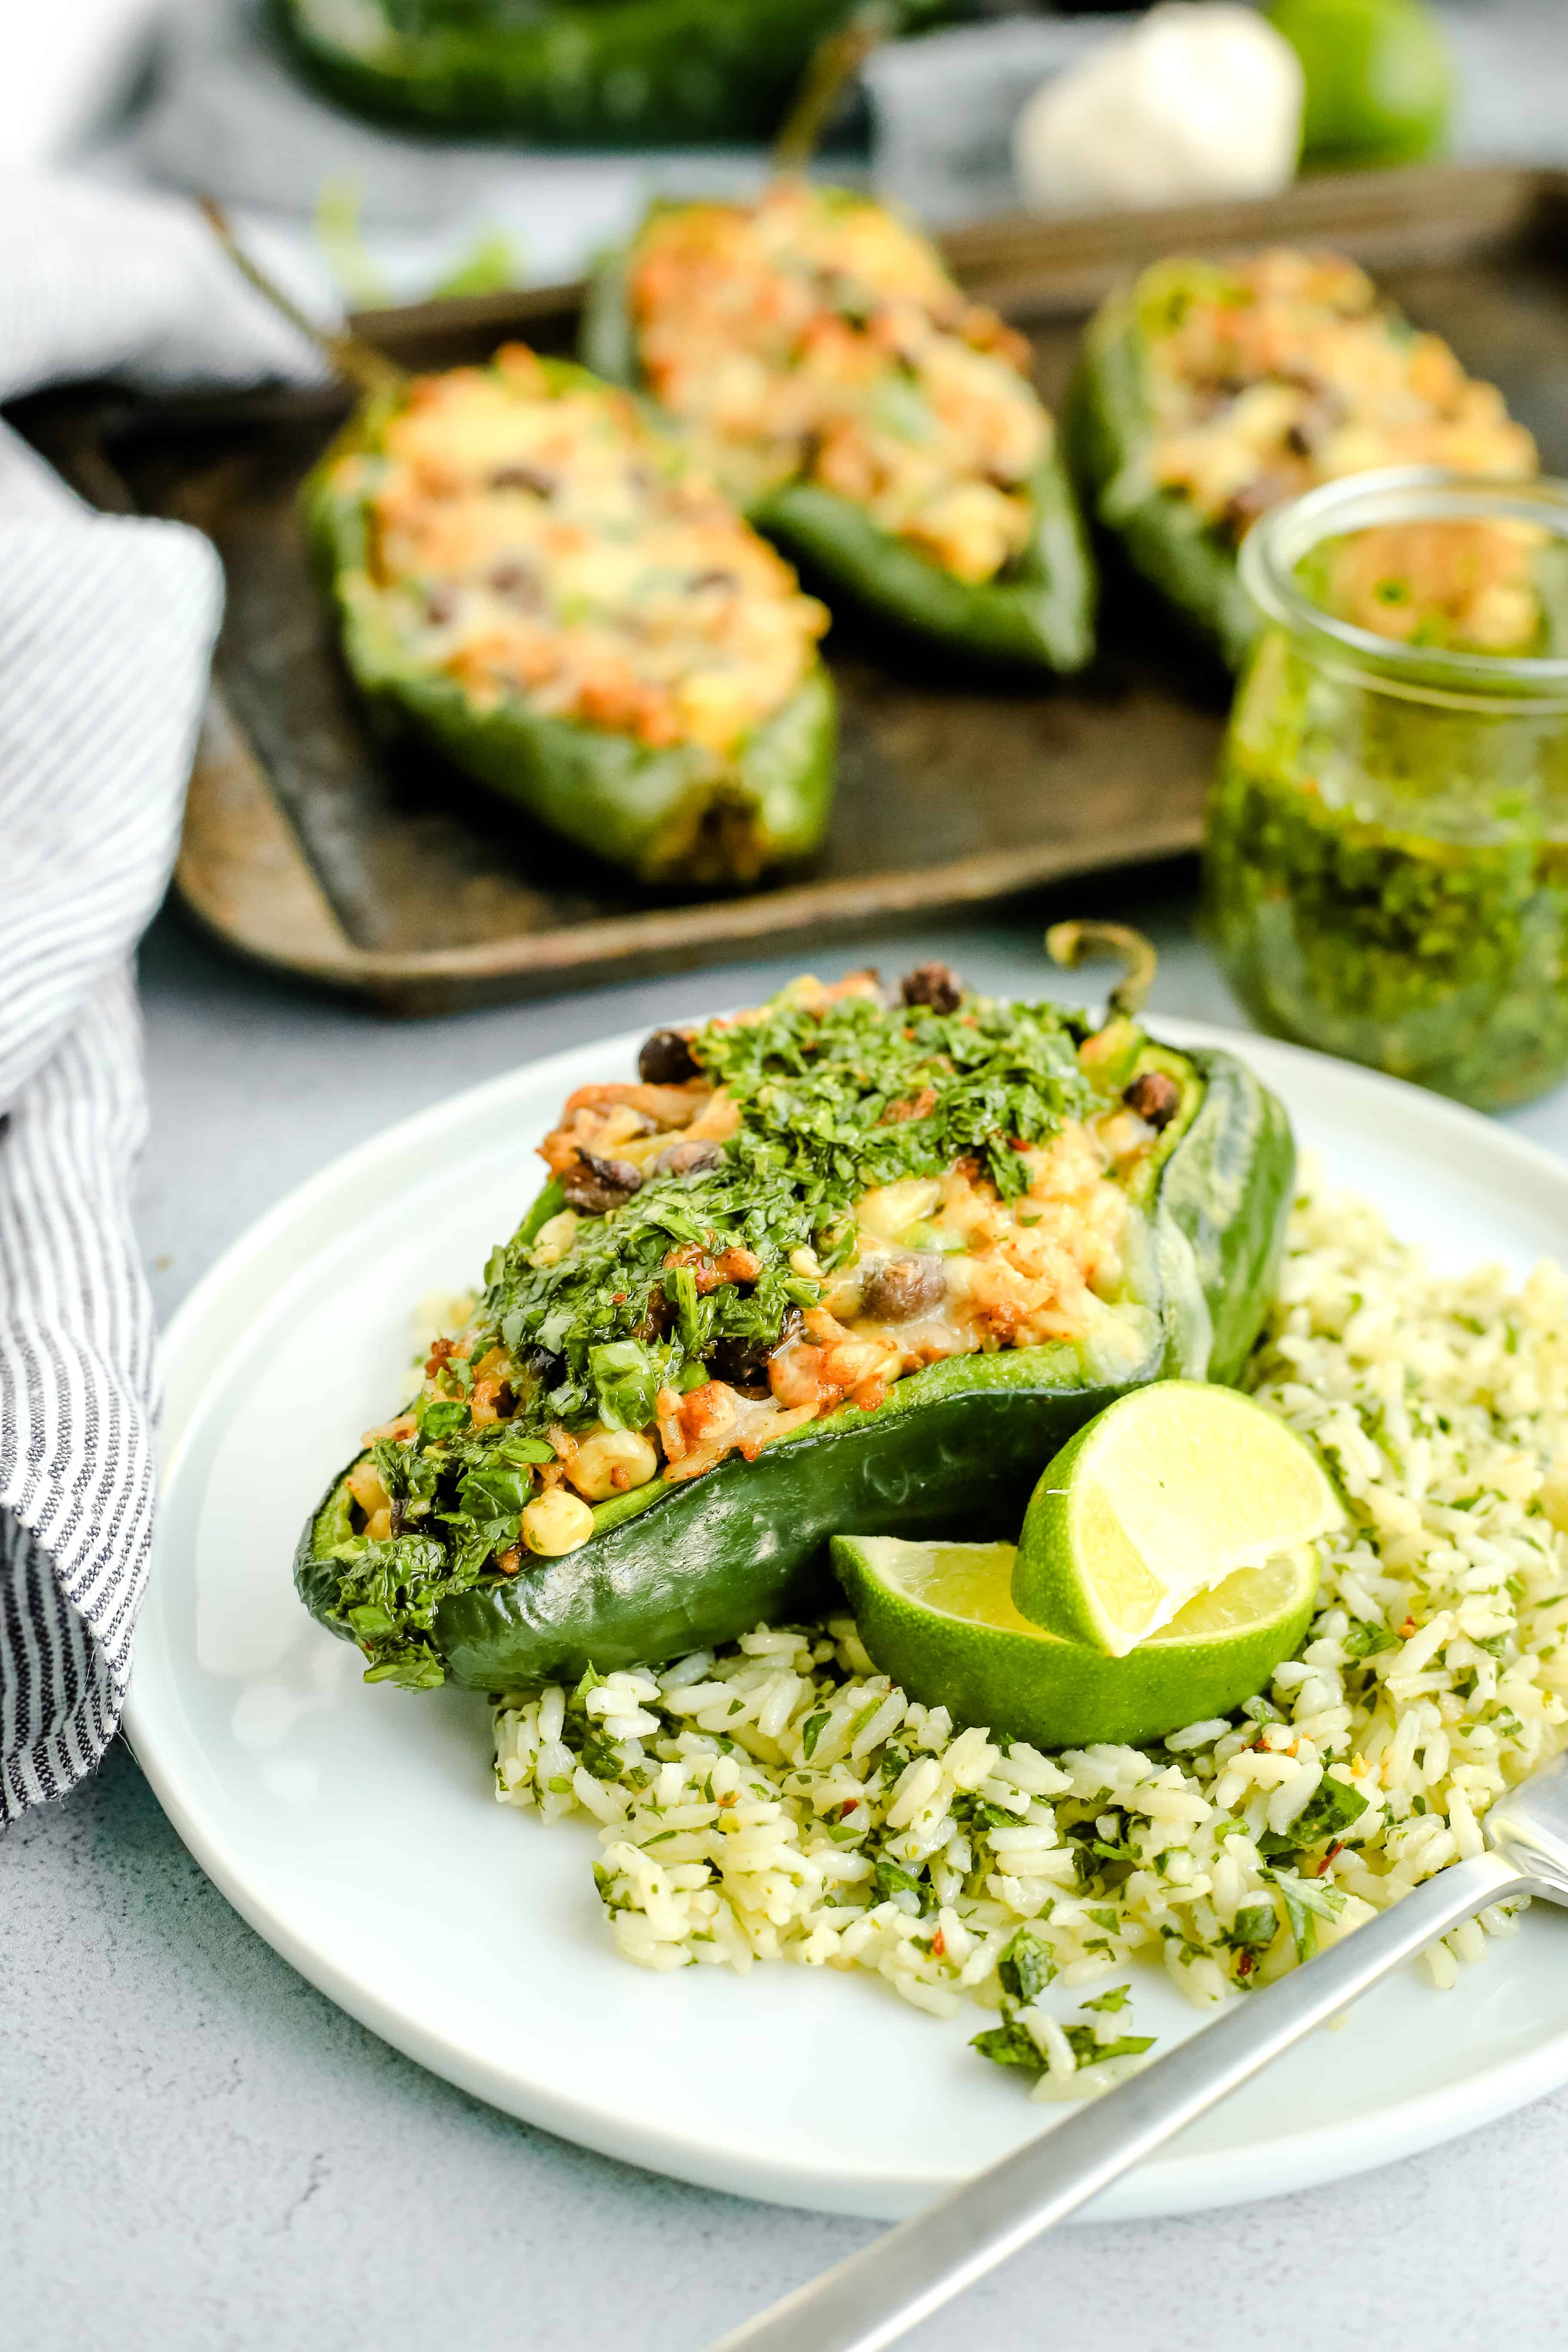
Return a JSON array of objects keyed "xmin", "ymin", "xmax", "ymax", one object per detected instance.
[{"xmin": 1205, "ymin": 469, "xmax": 1568, "ymax": 1112}]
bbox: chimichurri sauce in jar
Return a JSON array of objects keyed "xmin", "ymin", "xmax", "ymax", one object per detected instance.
[{"xmin": 1206, "ymin": 472, "xmax": 1568, "ymax": 1111}]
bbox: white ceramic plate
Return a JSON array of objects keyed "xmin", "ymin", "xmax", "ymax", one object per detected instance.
[{"xmin": 127, "ymin": 1013, "xmax": 1568, "ymax": 2221}]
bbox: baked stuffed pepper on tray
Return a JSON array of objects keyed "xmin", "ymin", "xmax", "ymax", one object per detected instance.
[
  {"xmin": 583, "ymin": 182, "xmax": 1096, "ymax": 672},
  {"xmin": 306, "ymin": 344, "xmax": 837, "ymax": 888},
  {"xmin": 1067, "ymin": 247, "xmax": 1536, "ymax": 669}
]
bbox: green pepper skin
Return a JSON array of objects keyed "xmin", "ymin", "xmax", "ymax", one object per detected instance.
[
  {"xmin": 272, "ymin": 0, "xmax": 954, "ymax": 147},
  {"xmin": 295, "ymin": 1042, "xmax": 1293, "ymax": 1687},
  {"xmin": 303, "ymin": 365, "xmax": 837, "ymax": 888},
  {"xmin": 1063, "ymin": 281, "xmax": 1258, "ymax": 673},
  {"xmin": 582, "ymin": 236, "xmax": 1096, "ymax": 675},
  {"xmin": 750, "ymin": 462, "xmax": 1095, "ymax": 674},
  {"xmin": 299, "ymin": 1346, "xmax": 1152, "ymax": 1685},
  {"xmin": 1156, "ymin": 1047, "xmax": 1295, "ymax": 1384}
]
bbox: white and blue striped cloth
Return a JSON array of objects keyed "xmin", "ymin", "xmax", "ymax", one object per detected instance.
[{"xmin": 0, "ymin": 172, "xmax": 319, "ymax": 1819}]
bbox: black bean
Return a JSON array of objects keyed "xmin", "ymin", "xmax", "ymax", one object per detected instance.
[
  {"xmin": 708, "ymin": 1309, "xmax": 803, "ymax": 1399},
  {"xmin": 488, "ymin": 561, "xmax": 542, "ymax": 608},
  {"xmin": 1222, "ymin": 474, "xmax": 1295, "ymax": 535},
  {"xmin": 639, "ymin": 1290, "xmax": 677, "ymax": 1344},
  {"xmin": 562, "ymin": 1152, "xmax": 644, "ymax": 1213},
  {"xmin": 859, "ymin": 1253, "xmax": 948, "ymax": 1323},
  {"xmin": 490, "ymin": 463, "xmax": 555, "ymax": 497},
  {"xmin": 1123, "ymin": 1070, "xmax": 1182, "ymax": 1129},
  {"xmin": 637, "ymin": 1026, "xmax": 700, "ymax": 1085},
  {"xmin": 649, "ymin": 1136, "xmax": 723, "ymax": 1179},
  {"xmin": 899, "ymin": 962, "xmax": 962, "ymax": 1015},
  {"xmin": 518, "ymin": 1342, "xmax": 569, "ymax": 1394}
]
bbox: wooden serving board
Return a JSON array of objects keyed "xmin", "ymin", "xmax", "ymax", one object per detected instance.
[{"xmin": 12, "ymin": 163, "xmax": 1568, "ymax": 1014}]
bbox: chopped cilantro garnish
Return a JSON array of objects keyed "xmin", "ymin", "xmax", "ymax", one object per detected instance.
[
  {"xmin": 1342, "ymin": 1621, "xmax": 1400, "ymax": 1659},
  {"xmin": 1225, "ymin": 1901, "xmax": 1278, "ymax": 1958},
  {"xmin": 872, "ymin": 1855, "xmax": 935, "ymax": 1913},
  {"xmin": 325, "ymin": 982, "xmax": 1110, "ymax": 1680},
  {"xmin": 1256, "ymin": 1773, "xmax": 1368, "ymax": 1860},
  {"xmin": 1063, "ymin": 2026, "xmax": 1155, "ymax": 2068},
  {"xmin": 970, "ymin": 2017, "xmax": 1044, "ymax": 2078},
  {"xmin": 998, "ymin": 1927, "xmax": 1057, "ymax": 2003},
  {"xmin": 1260, "ymin": 1866, "xmax": 1346, "ymax": 1962},
  {"xmin": 799, "ymin": 1709, "xmax": 830, "ymax": 1759}
]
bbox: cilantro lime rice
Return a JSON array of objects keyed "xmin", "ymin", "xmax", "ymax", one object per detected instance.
[{"xmin": 493, "ymin": 1166, "xmax": 1568, "ymax": 2097}]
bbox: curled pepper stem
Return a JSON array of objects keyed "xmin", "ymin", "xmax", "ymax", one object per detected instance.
[
  {"xmin": 771, "ymin": 5, "xmax": 893, "ymax": 175},
  {"xmin": 199, "ymin": 196, "xmax": 409, "ymax": 401},
  {"xmin": 1046, "ymin": 921, "xmax": 1158, "ymax": 1020}
]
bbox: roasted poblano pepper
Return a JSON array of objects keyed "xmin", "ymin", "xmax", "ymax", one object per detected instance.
[
  {"xmin": 1064, "ymin": 267, "xmax": 1260, "ymax": 672},
  {"xmin": 1065, "ymin": 251, "xmax": 1537, "ymax": 672},
  {"xmin": 582, "ymin": 187, "xmax": 1096, "ymax": 672},
  {"xmin": 273, "ymin": 0, "xmax": 955, "ymax": 147},
  {"xmin": 304, "ymin": 347, "xmax": 837, "ymax": 888},
  {"xmin": 296, "ymin": 965, "xmax": 1293, "ymax": 1691}
]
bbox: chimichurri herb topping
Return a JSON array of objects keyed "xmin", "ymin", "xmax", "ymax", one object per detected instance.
[
  {"xmin": 476, "ymin": 985, "xmax": 1095, "ymax": 1423},
  {"xmin": 320, "ymin": 979, "xmax": 1132, "ymax": 1684}
]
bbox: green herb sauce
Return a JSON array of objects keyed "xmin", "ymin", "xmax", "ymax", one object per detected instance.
[
  {"xmin": 327, "ymin": 984, "xmax": 1114, "ymax": 1685},
  {"xmin": 1206, "ymin": 626, "xmax": 1568, "ymax": 1111}
]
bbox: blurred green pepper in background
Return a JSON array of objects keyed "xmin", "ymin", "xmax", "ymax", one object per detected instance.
[
  {"xmin": 304, "ymin": 362, "xmax": 838, "ymax": 888},
  {"xmin": 584, "ymin": 202, "xmax": 1097, "ymax": 673},
  {"xmin": 273, "ymin": 0, "xmax": 959, "ymax": 146}
]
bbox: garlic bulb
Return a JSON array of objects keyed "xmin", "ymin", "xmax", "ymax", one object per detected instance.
[{"xmin": 1013, "ymin": 4, "xmax": 1304, "ymax": 218}]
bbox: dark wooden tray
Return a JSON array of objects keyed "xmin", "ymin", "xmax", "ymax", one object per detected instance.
[{"xmin": 13, "ymin": 162, "xmax": 1568, "ymax": 1013}]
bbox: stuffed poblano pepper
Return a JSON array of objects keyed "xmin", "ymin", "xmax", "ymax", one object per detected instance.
[
  {"xmin": 273, "ymin": 0, "xmax": 954, "ymax": 147},
  {"xmin": 582, "ymin": 183, "xmax": 1096, "ymax": 671},
  {"xmin": 296, "ymin": 960, "xmax": 1293, "ymax": 1691},
  {"xmin": 1064, "ymin": 248, "xmax": 1536, "ymax": 670},
  {"xmin": 305, "ymin": 343, "xmax": 836, "ymax": 887}
]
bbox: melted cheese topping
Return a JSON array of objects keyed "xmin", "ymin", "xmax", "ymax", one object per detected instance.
[
  {"xmin": 628, "ymin": 183, "xmax": 1050, "ymax": 586},
  {"xmin": 1146, "ymin": 249, "xmax": 1536, "ymax": 542},
  {"xmin": 347, "ymin": 344, "xmax": 827, "ymax": 755},
  {"xmin": 530, "ymin": 1028, "xmax": 1162, "ymax": 1493}
]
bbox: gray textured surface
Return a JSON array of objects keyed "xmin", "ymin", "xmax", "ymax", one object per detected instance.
[{"xmin": 7, "ymin": 882, "xmax": 1568, "ymax": 2351}]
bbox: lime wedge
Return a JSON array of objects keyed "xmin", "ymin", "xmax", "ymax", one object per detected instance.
[
  {"xmin": 831, "ymin": 1535, "xmax": 1319, "ymax": 1751},
  {"xmin": 1268, "ymin": 0, "xmax": 1452, "ymax": 171},
  {"xmin": 1014, "ymin": 1380, "xmax": 1344, "ymax": 1658}
]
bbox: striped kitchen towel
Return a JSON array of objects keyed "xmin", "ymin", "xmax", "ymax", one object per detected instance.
[{"xmin": 0, "ymin": 172, "xmax": 321, "ymax": 1819}]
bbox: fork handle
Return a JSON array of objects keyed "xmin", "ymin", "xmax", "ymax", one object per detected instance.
[{"xmin": 707, "ymin": 1848, "xmax": 1529, "ymax": 2352}]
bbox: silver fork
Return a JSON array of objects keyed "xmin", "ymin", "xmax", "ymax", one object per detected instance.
[{"xmin": 707, "ymin": 1750, "xmax": 1568, "ymax": 2352}]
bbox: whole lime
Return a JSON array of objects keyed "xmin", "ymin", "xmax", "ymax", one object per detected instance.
[{"xmin": 1268, "ymin": 0, "xmax": 1454, "ymax": 170}]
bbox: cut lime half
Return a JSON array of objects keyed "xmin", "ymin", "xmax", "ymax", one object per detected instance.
[
  {"xmin": 1014, "ymin": 1380, "xmax": 1344, "ymax": 1658},
  {"xmin": 831, "ymin": 1535, "xmax": 1319, "ymax": 1752}
]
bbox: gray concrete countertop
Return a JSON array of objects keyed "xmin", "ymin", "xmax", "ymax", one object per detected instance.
[{"xmin": 8, "ymin": 884, "xmax": 1568, "ymax": 2352}]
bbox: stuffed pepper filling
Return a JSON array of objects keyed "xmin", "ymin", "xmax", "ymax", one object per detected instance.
[
  {"xmin": 1142, "ymin": 248, "xmax": 1535, "ymax": 545},
  {"xmin": 330, "ymin": 343, "xmax": 827, "ymax": 756},
  {"xmin": 327, "ymin": 965, "xmax": 1199, "ymax": 1676},
  {"xmin": 1296, "ymin": 514, "xmax": 1550, "ymax": 653},
  {"xmin": 625, "ymin": 183, "xmax": 1051, "ymax": 586}
]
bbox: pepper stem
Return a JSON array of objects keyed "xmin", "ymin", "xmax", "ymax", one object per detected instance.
[
  {"xmin": 771, "ymin": 5, "xmax": 893, "ymax": 176},
  {"xmin": 198, "ymin": 196, "xmax": 409, "ymax": 401},
  {"xmin": 1046, "ymin": 921, "xmax": 1158, "ymax": 1020}
]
